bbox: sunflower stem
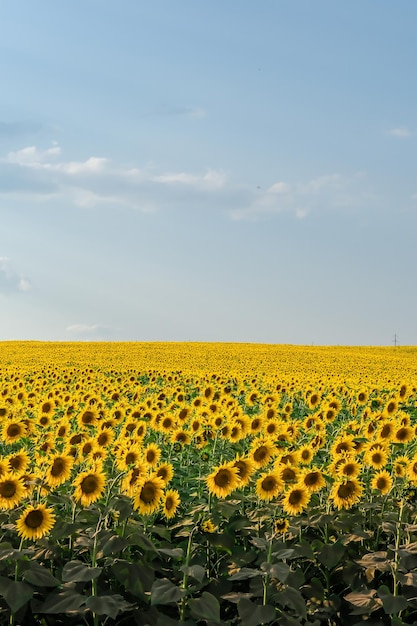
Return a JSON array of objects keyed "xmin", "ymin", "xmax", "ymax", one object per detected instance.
[
  {"xmin": 262, "ymin": 533, "xmax": 274, "ymax": 606},
  {"xmin": 179, "ymin": 526, "xmax": 195, "ymax": 621},
  {"xmin": 392, "ymin": 499, "xmax": 404, "ymax": 599}
]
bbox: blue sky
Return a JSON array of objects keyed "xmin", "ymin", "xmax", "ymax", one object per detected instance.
[{"xmin": 1, "ymin": 1, "xmax": 416, "ymax": 345}]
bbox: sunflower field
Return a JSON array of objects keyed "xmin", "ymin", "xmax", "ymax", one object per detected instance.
[{"xmin": 1, "ymin": 341, "xmax": 417, "ymax": 625}]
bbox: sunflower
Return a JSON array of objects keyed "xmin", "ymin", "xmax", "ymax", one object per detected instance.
[
  {"xmin": 393, "ymin": 455, "xmax": 409, "ymax": 477},
  {"xmin": 256, "ymin": 471, "xmax": 283, "ymax": 501},
  {"xmin": 393, "ymin": 425, "xmax": 414, "ymax": 445},
  {"xmin": 357, "ymin": 390, "xmax": 369, "ymax": 405},
  {"xmin": 330, "ymin": 435, "xmax": 356, "ymax": 457},
  {"xmin": 232, "ymin": 455, "xmax": 256, "ymax": 487},
  {"xmin": 371, "ymin": 470, "xmax": 393, "ymax": 495},
  {"xmin": 249, "ymin": 416, "xmax": 264, "ymax": 434},
  {"xmin": 377, "ymin": 421, "xmax": 396, "ymax": 443},
  {"xmin": 170, "ymin": 429, "xmax": 191, "ymax": 446},
  {"xmin": 250, "ymin": 438, "xmax": 277, "ymax": 468},
  {"xmin": 0, "ymin": 474, "xmax": 25, "ymax": 509},
  {"xmin": 364, "ymin": 448, "xmax": 388, "ymax": 470},
  {"xmin": 7, "ymin": 451, "xmax": 30, "ymax": 476},
  {"xmin": 78, "ymin": 408, "xmax": 98, "ymax": 429},
  {"xmin": 134, "ymin": 475, "xmax": 165, "ymax": 516},
  {"xmin": 407, "ymin": 456, "xmax": 417, "ymax": 484},
  {"xmin": 277, "ymin": 464, "xmax": 299, "ymax": 485},
  {"xmin": 16, "ymin": 504, "xmax": 56, "ymax": 541},
  {"xmin": 336, "ymin": 458, "xmax": 362, "ymax": 479},
  {"xmin": 95, "ymin": 428, "xmax": 114, "ymax": 448},
  {"xmin": 73, "ymin": 470, "xmax": 106, "ymax": 507},
  {"xmin": 298, "ymin": 445, "xmax": 314, "ymax": 465},
  {"xmin": 299, "ymin": 468, "xmax": 326, "ymax": 492},
  {"xmin": 2, "ymin": 420, "xmax": 26, "ymax": 444},
  {"xmin": 153, "ymin": 461, "xmax": 173, "ymax": 486},
  {"xmin": 329, "ymin": 479, "xmax": 363, "ymax": 510},
  {"xmin": 121, "ymin": 463, "xmax": 148, "ymax": 497},
  {"xmin": 274, "ymin": 518, "xmax": 289, "ymax": 534},
  {"xmin": 206, "ymin": 462, "xmax": 240, "ymax": 498},
  {"xmin": 383, "ymin": 397, "xmax": 398, "ymax": 417},
  {"xmin": 282, "ymin": 486, "xmax": 310, "ymax": 516},
  {"xmin": 44, "ymin": 454, "xmax": 74, "ymax": 488},
  {"xmin": 143, "ymin": 443, "xmax": 161, "ymax": 467},
  {"xmin": 162, "ymin": 489, "xmax": 181, "ymax": 519},
  {"xmin": 116, "ymin": 444, "xmax": 143, "ymax": 471}
]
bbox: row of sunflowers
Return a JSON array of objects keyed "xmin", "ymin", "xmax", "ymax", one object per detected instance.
[{"xmin": 0, "ymin": 341, "xmax": 417, "ymax": 625}]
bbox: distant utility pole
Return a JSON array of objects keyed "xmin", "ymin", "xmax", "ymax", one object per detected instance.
[{"xmin": 393, "ymin": 333, "xmax": 399, "ymax": 347}]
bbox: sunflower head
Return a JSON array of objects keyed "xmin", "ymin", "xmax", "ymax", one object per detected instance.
[{"xmin": 16, "ymin": 504, "xmax": 56, "ymax": 541}]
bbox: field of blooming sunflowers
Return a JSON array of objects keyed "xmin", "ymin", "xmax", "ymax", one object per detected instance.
[{"xmin": 1, "ymin": 341, "xmax": 417, "ymax": 625}]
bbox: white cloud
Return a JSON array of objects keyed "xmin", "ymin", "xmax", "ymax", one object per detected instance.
[
  {"xmin": 0, "ymin": 257, "xmax": 32, "ymax": 294},
  {"xmin": 230, "ymin": 172, "xmax": 375, "ymax": 221},
  {"xmin": 1, "ymin": 143, "xmax": 227, "ymax": 209},
  {"xmin": 386, "ymin": 127, "xmax": 413, "ymax": 138}
]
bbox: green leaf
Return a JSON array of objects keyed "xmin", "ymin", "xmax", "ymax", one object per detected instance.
[
  {"xmin": 151, "ymin": 578, "xmax": 185, "ymax": 605},
  {"xmin": 41, "ymin": 589, "xmax": 87, "ymax": 614},
  {"xmin": 317, "ymin": 541, "xmax": 345, "ymax": 569},
  {"xmin": 99, "ymin": 534, "xmax": 129, "ymax": 557},
  {"xmin": 22, "ymin": 562, "xmax": 60, "ymax": 587},
  {"xmin": 62, "ymin": 560, "xmax": 102, "ymax": 583},
  {"xmin": 377, "ymin": 585, "xmax": 409, "ymax": 614},
  {"xmin": 262, "ymin": 561, "xmax": 290, "ymax": 583},
  {"xmin": 112, "ymin": 560, "xmax": 154, "ymax": 598},
  {"xmin": 180, "ymin": 564, "xmax": 206, "ymax": 583},
  {"xmin": 237, "ymin": 599, "xmax": 276, "ymax": 626},
  {"xmin": 1, "ymin": 580, "xmax": 33, "ymax": 613},
  {"xmin": 276, "ymin": 587, "xmax": 307, "ymax": 621},
  {"xmin": 86, "ymin": 594, "xmax": 134, "ymax": 619},
  {"xmin": 159, "ymin": 547, "xmax": 184, "ymax": 559},
  {"xmin": 229, "ymin": 567, "xmax": 262, "ymax": 581},
  {"xmin": 189, "ymin": 592, "xmax": 221, "ymax": 623},
  {"xmin": 127, "ymin": 531, "xmax": 158, "ymax": 553}
]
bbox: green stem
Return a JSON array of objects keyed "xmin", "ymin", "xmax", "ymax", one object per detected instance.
[
  {"xmin": 392, "ymin": 499, "xmax": 404, "ymax": 598},
  {"xmin": 179, "ymin": 527, "xmax": 195, "ymax": 621},
  {"xmin": 262, "ymin": 534, "xmax": 274, "ymax": 606}
]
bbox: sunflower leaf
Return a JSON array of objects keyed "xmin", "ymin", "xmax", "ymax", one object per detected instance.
[
  {"xmin": 237, "ymin": 599, "xmax": 276, "ymax": 626},
  {"xmin": 150, "ymin": 578, "xmax": 185, "ymax": 605},
  {"xmin": 189, "ymin": 591, "xmax": 221, "ymax": 623},
  {"xmin": 86, "ymin": 594, "xmax": 134, "ymax": 619},
  {"xmin": 1, "ymin": 579, "xmax": 33, "ymax": 614},
  {"xmin": 62, "ymin": 560, "xmax": 102, "ymax": 583},
  {"xmin": 23, "ymin": 562, "xmax": 61, "ymax": 587}
]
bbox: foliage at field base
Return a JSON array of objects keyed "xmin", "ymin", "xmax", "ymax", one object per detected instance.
[{"xmin": 0, "ymin": 341, "xmax": 417, "ymax": 624}]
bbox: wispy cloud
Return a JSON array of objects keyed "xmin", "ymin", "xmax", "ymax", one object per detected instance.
[
  {"xmin": 230, "ymin": 172, "xmax": 375, "ymax": 221},
  {"xmin": 386, "ymin": 127, "xmax": 413, "ymax": 138},
  {"xmin": 1, "ymin": 143, "xmax": 226, "ymax": 210},
  {"xmin": 0, "ymin": 257, "xmax": 32, "ymax": 294}
]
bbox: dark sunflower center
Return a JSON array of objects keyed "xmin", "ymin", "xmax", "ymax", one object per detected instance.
[
  {"xmin": 51, "ymin": 458, "xmax": 65, "ymax": 477},
  {"xmin": 282, "ymin": 468, "xmax": 296, "ymax": 482},
  {"xmin": 304, "ymin": 472, "xmax": 320, "ymax": 486},
  {"xmin": 253, "ymin": 447, "xmax": 268, "ymax": 462},
  {"xmin": 262, "ymin": 476, "xmax": 277, "ymax": 492},
  {"xmin": 7, "ymin": 424, "xmax": 21, "ymax": 438},
  {"xmin": 288, "ymin": 489, "xmax": 303, "ymax": 505},
  {"xmin": 81, "ymin": 475, "xmax": 99, "ymax": 494},
  {"xmin": 140, "ymin": 482, "xmax": 157, "ymax": 503},
  {"xmin": 235, "ymin": 461, "xmax": 248, "ymax": 478},
  {"xmin": 126, "ymin": 452, "xmax": 136, "ymax": 465},
  {"xmin": 165, "ymin": 496, "xmax": 174, "ymax": 511},
  {"xmin": 337, "ymin": 482, "xmax": 356, "ymax": 499},
  {"xmin": 25, "ymin": 509, "xmax": 44, "ymax": 529},
  {"xmin": 214, "ymin": 469, "xmax": 232, "ymax": 487},
  {"xmin": 377, "ymin": 477, "xmax": 388, "ymax": 490},
  {"xmin": 0, "ymin": 481, "xmax": 16, "ymax": 498},
  {"xmin": 9, "ymin": 457, "xmax": 23, "ymax": 470}
]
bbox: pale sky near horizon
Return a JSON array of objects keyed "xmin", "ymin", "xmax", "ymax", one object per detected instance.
[{"xmin": 1, "ymin": 1, "xmax": 416, "ymax": 346}]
